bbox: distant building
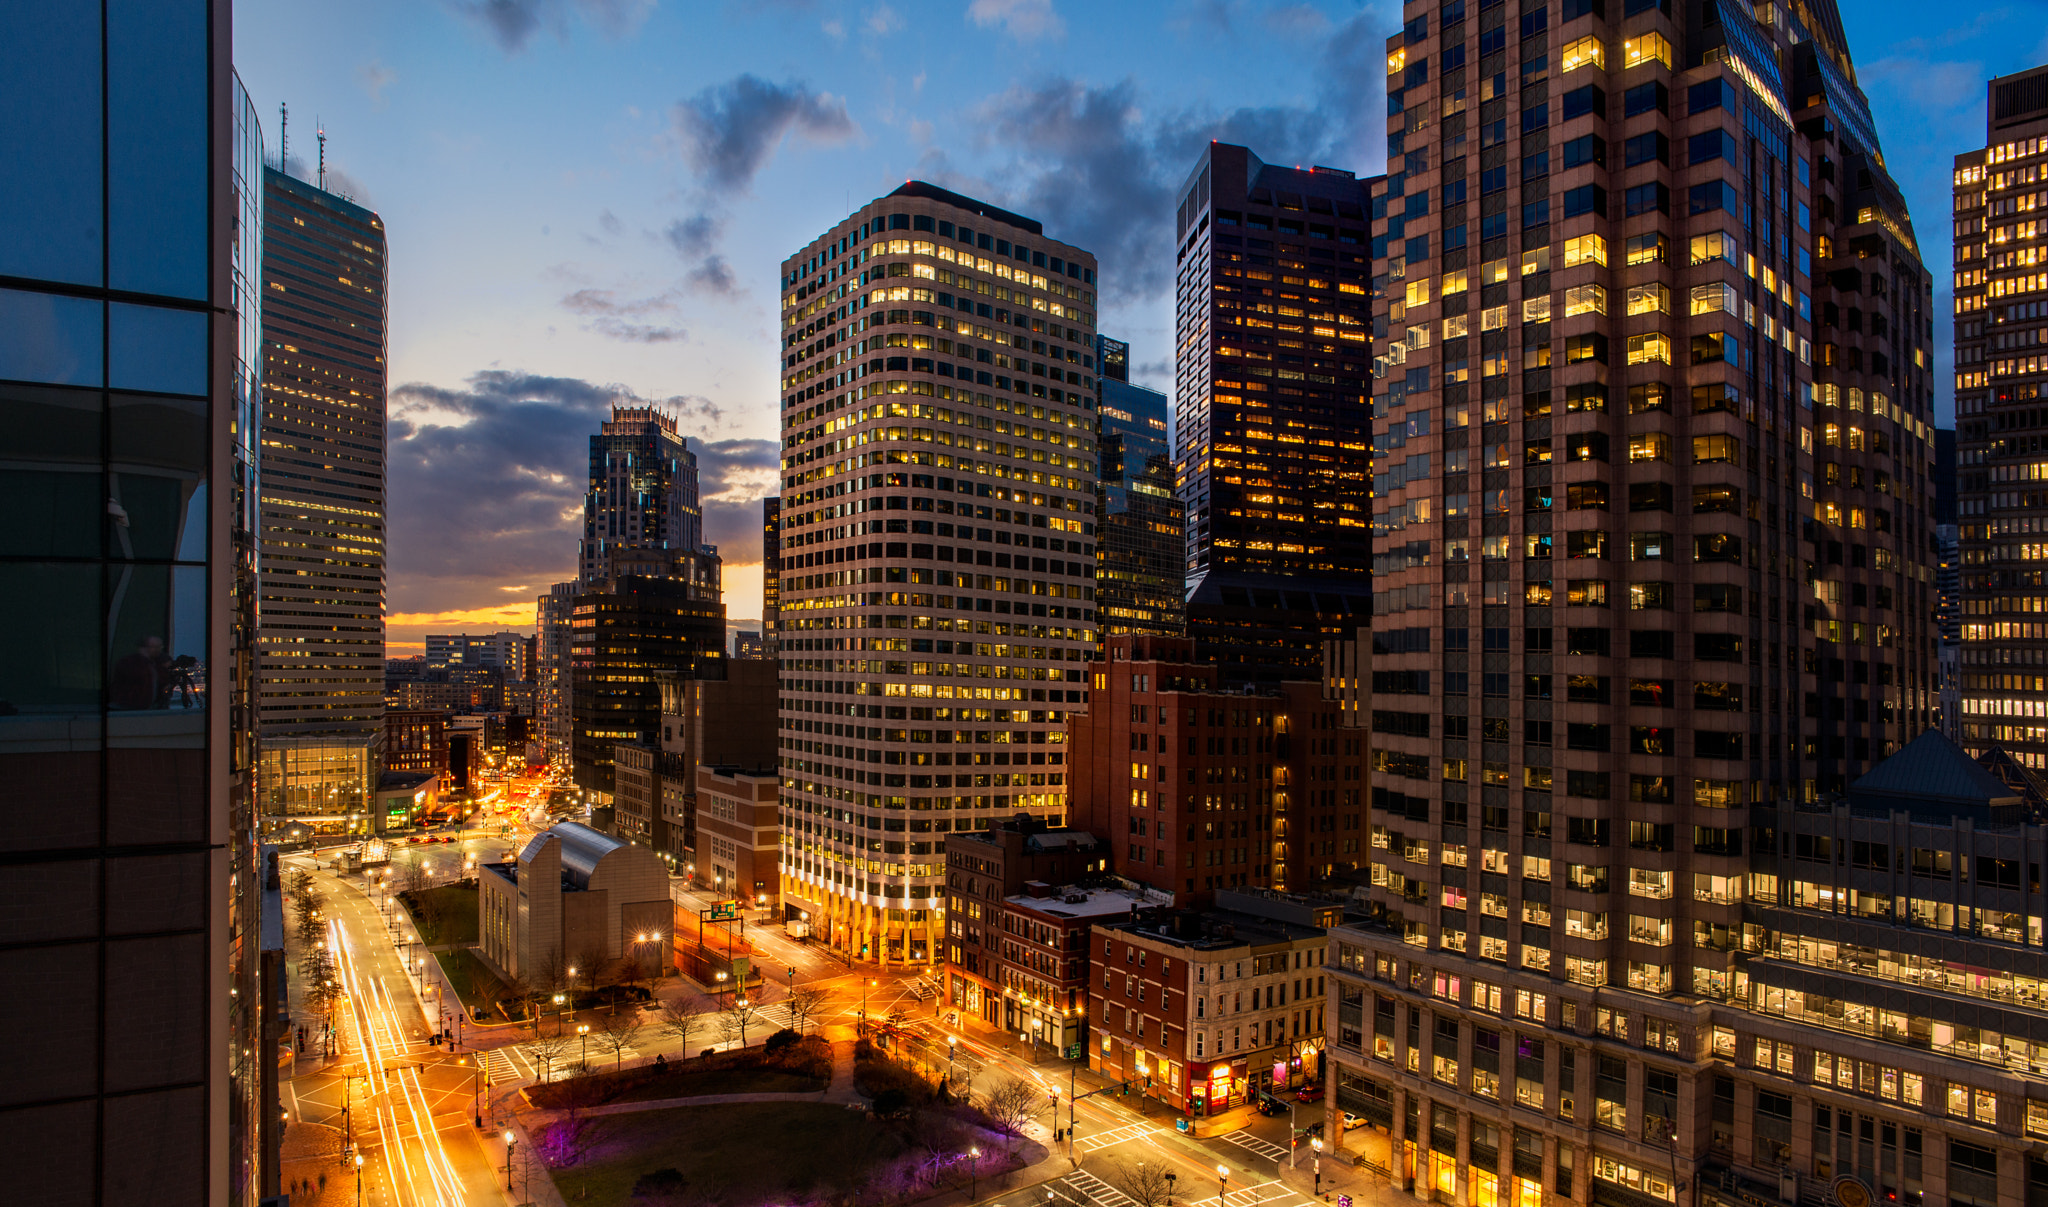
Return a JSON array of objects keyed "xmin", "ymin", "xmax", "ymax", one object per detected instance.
[
  {"xmin": 1095, "ymin": 335, "xmax": 1184, "ymax": 637},
  {"xmin": 1092, "ymin": 890, "xmax": 1337, "ymax": 1114},
  {"xmin": 612, "ymin": 743, "xmax": 659, "ymax": 847},
  {"xmin": 1070, "ymin": 634, "xmax": 1365, "ymax": 903},
  {"xmin": 580, "ymin": 405, "xmax": 703, "ymax": 585},
  {"xmin": 734, "ymin": 631, "xmax": 766, "ymax": 659},
  {"xmin": 384, "ymin": 709, "xmax": 450, "ymax": 779},
  {"xmin": 695, "ymin": 766, "xmax": 782, "ymax": 911},
  {"xmin": 762, "ymin": 497, "xmax": 782, "ymax": 655},
  {"xmin": 1173, "ymin": 143, "xmax": 1379, "ymax": 684},
  {"xmin": 478, "ymin": 822, "xmax": 672, "ymax": 986},
  {"xmin": 569, "ymin": 566, "xmax": 725, "ymax": 797},
  {"xmin": 536, "ymin": 581, "xmax": 576, "ymax": 769},
  {"xmin": 425, "ymin": 631, "xmax": 527, "ymax": 674},
  {"xmin": 943, "ymin": 814, "xmax": 1109, "ymax": 1037},
  {"xmin": 657, "ymin": 661, "xmax": 779, "ymax": 876}
]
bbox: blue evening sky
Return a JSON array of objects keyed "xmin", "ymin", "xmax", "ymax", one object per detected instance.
[{"xmin": 231, "ymin": 0, "xmax": 2048, "ymax": 649}]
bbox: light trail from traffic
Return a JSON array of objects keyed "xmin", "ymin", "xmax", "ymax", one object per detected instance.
[{"xmin": 332, "ymin": 914, "xmax": 470, "ymax": 1206}]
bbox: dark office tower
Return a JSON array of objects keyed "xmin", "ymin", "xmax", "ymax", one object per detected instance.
[
  {"xmin": 1332, "ymin": 4, "xmax": 1946, "ymax": 1207},
  {"xmin": 775, "ymin": 181, "xmax": 1099, "ymax": 967},
  {"xmin": 763, "ymin": 496, "xmax": 783, "ymax": 654},
  {"xmin": 1172, "ymin": 144, "xmax": 1381, "ymax": 683},
  {"xmin": 537, "ymin": 580, "xmax": 577, "ymax": 768},
  {"xmin": 0, "ymin": 5, "xmax": 263, "ymax": 1202},
  {"xmin": 569, "ymin": 553, "xmax": 726, "ymax": 796},
  {"xmin": 578, "ymin": 404, "xmax": 703, "ymax": 584},
  {"xmin": 255, "ymin": 163, "xmax": 388, "ymax": 834},
  {"xmin": 1957, "ymin": 64, "xmax": 2048, "ymax": 769},
  {"xmin": 1096, "ymin": 336, "xmax": 1185, "ymax": 636}
]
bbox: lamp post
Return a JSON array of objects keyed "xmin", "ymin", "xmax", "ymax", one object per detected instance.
[
  {"xmin": 553, "ymin": 992, "xmax": 566, "ymax": 1036},
  {"xmin": 1166, "ymin": 1173, "xmax": 1178, "ymax": 1207},
  {"xmin": 969, "ymin": 1146, "xmax": 982, "ymax": 1200},
  {"xmin": 504, "ymin": 1130, "xmax": 516, "ymax": 1191},
  {"xmin": 354, "ymin": 1152, "xmax": 364, "ymax": 1207},
  {"xmin": 948, "ymin": 1034, "xmax": 958, "ymax": 1084},
  {"xmin": 578, "ymin": 1022, "xmax": 590, "ymax": 1070},
  {"xmin": 1218, "ymin": 1164, "xmax": 1229, "ymax": 1207},
  {"xmin": 1312, "ymin": 1137, "xmax": 1324, "ymax": 1196}
]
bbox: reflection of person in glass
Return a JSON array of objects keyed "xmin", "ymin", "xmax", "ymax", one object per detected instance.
[{"xmin": 112, "ymin": 635, "xmax": 173, "ymax": 710}]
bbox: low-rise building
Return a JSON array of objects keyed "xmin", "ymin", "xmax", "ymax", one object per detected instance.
[
  {"xmin": 1091, "ymin": 889, "xmax": 1337, "ymax": 1116},
  {"xmin": 695, "ymin": 765, "xmax": 780, "ymax": 911},
  {"xmin": 945, "ymin": 815, "xmax": 1108, "ymax": 1031},
  {"xmin": 478, "ymin": 822, "xmax": 671, "ymax": 985},
  {"xmin": 1000, "ymin": 884, "xmax": 1132, "ymax": 1055},
  {"xmin": 385, "ymin": 709, "xmax": 449, "ymax": 779}
]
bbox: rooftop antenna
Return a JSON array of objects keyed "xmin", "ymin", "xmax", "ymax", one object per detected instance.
[
  {"xmin": 279, "ymin": 102, "xmax": 288, "ymax": 172},
  {"xmin": 317, "ymin": 121, "xmax": 327, "ymax": 191}
]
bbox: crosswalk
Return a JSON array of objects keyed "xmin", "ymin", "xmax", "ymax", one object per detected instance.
[
  {"xmin": 1198, "ymin": 1180, "xmax": 1313, "ymax": 1207},
  {"xmin": 1074, "ymin": 1120, "xmax": 1163, "ymax": 1153},
  {"xmin": 1058, "ymin": 1169, "xmax": 1144, "ymax": 1207},
  {"xmin": 1221, "ymin": 1131, "xmax": 1290, "ymax": 1163}
]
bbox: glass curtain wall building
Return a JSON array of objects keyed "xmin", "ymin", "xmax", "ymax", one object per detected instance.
[
  {"xmin": 774, "ymin": 181, "xmax": 1099, "ymax": 965},
  {"xmin": 255, "ymin": 165, "xmax": 388, "ymax": 834},
  {"xmin": 1332, "ymin": 4, "xmax": 1944, "ymax": 1207},
  {"xmin": 1096, "ymin": 334, "xmax": 1186, "ymax": 636},
  {"xmin": 1956, "ymin": 64, "xmax": 2048, "ymax": 766},
  {"xmin": 578, "ymin": 404, "xmax": 703, "ymax": 584},
  {"xmin": 0, "ymin": 2, "xmax": 264, "ymax": 1201},
  {"xmin": 1172, "ymin": 144, "xmax": 1382, "ymax": 682}
]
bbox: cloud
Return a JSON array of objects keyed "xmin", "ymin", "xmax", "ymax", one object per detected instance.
[
  {"xmin": 867, "ymin": 3, "xmax": 905, "ymax": 35},
  {"xmin": 967, "ymin": 0, "xmax": 1065, "ymax": 41},
  {"xmin": 943, "ymin": 20, "xmax": 1386, "ymax": 306},
  {"xmin": 662, "ymin": 212, "xmax": 724, "ymax": 258},
  {"xmin": 444, "ymin": 0, "xmax": 656, "ymax": 53},
  {"xmin": 559, "ymin": 287, "xmax": 688, "ymax": 342},
  {"xmin": 685, "ymin": 255, "xmax": 739, "ymax": 295},
  {"xmin": 1262, "ymin": 2, "xmax": 1328, "ymax": 35},
  {"xmin": 671, "ymin": 74, "xmax": 859, "ymax": 191},
  {"xmin": 356, "ymin": 60, "xmax": 398, "ymax": 106},
  {"xmin": 385, "ymin": 371, "xmax": 758, "ymax": 624}
]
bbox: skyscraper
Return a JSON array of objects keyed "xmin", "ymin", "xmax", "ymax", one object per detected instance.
[
  {"xmin": 775, "ymin": 181, "xmax": 1099, "ymax": 965},
  {"xmin": 537, "ymin": 580, "xmax": 577, "ymax": 770},
  {"xmin": 762, "ymin": 496, "xmax": 782, "ymax": 655},
  {"xmin": 0, "ymin": 5, "xmax": 263, "ymax": 1199},
  {"xmin": 578, "ymin": 404, "xmax": 703, "ymax": 584},
  {"xmin": 1956, "ymin": 64, "xmax": 2048, "ymax": 767},
  {"xmin": 1172, "ymin": 144, "xmax": 1381, "ymax": 682},
  {"xmin": 255, "ymin": 162, "xmax": 388, "ymax": 835},
  {"xmin": 1332, "ymin": 4, "xmax": 1942, "ymax": 1207},
  {"xmin": 1096, "ymin": 335, "xmax": 1186, "ymax": 636}
]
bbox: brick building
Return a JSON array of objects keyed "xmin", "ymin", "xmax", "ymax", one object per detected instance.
[
  {"xmin": 944, "ymin": 814, "xmax": 1110, "ymax": 1035},
  {"xmin": 384, "ymin": 709, "xmax": 449, "ymax": 778},
  {"xmin": 696, "ymin": 766, "xmax": 781, "ymax": 910},
  {"xmin": 612, "ymin": 743, "xmax": 658, "ymax": 846},
  {"xmin": 1071, "ymin": 634, "xmax": 1368, "ymax": 903},
  {"xmin": 1091, "ymin": 889, "xmax": 1338, "ymax": 1116},
  {"xmin": 656, "ymin": 661, "xmax": 778, "ymax": 877}
]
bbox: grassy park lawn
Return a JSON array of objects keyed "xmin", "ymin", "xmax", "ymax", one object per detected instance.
[
  {"xmin": 433, "ymin": 947, "xmax": 508, "ymax": 1017},
  {"xmin": 527, "ymin": 1036, "xmax": 832, "ymax": 1108},
  {"xmin": 549, "ymin": 1102, "xmax": 901, "ymax": 1205},
  {"xmin": 399, "ymin": 883, "xmax": 479, "ymax": 946}
]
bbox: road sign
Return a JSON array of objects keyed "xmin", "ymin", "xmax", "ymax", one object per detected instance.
[{"xmin": 706, "ymin": 899, "xmax": 738, "ymax": 921}]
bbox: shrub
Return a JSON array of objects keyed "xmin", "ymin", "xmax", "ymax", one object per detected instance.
[{"xmin": 763, "ymin": 1028, "xmax": 800, "ymax": 1053}]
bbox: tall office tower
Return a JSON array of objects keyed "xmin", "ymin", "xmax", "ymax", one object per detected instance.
[
  {"xmin": 1957, "ymin": 64, "xmax": 2048, "ymax": 768},
  {"xmin": 762, "ymin": 496, "xmax": 782, "ymax": 654},
  {"xmin": 775, "ymin": 181, "xmax": 1099, "ymax": 966},
  {"xmin": 1334, "ymin": 3, "xmax": 1942, "ymax": 1206},
  {"xmin": 568, "ymin": 550, "xmax": 725, "ymax": 796},
  {"xmin": 1172, "ymin": 144, "xmax": 1381, "ymax": 683},
  {"xmin": 1096, "ymin": 335, "xmax": 1187, "ymax": 636},
  {"xmin": 255, "ymin": 162, "xmax": 388, "ymax": 835},
  {"xmin": 536, "ymin": 581, "xmax": 577, "ymax": 770},
  {"xmin": 578, "ymin": 404, "xmax": 703, "ymax": 584},
  {"xmin": 424, "ymin": 630, "xmax": 525, "ymax": 672},
  {"xmin": 1, "ymin": 5, "xmax": 263, "ymax": 1201}
]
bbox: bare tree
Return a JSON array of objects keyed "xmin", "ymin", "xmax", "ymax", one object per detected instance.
[
  {"xmin": 785, "ymin": 985, "xmax": 828, "ymax": 1036},
  {"xmin": 595, "ymin": 1011, "xmax": 645, "ymax": 1070},
  {"xmin": 657, "ymin": 994, "xmax": 707, "ymax": 1054},
  {"xmin": 980, "ymin": 1077, "xmax": 1042, "ymax": 1150},
  {"xmin": 1108, "ymin": 1159, "xmax": 1179, "ymax": 1207},
  {"xmin": 400, "ymin": 856, "xmax": 430, "ymax": 896},
  {"xmin": 526, "ymin": 1030, "xmax": 575, "ymax": 1083},
  {"xmin": 573, "ymin": 946, "xmax": 608, "ymax": 998},
  {"xmin": 720, "ymin": 998, "xmax": 761, "ymax": 1049}
]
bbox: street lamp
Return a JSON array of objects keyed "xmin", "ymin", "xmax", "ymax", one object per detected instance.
[
  {"xmin": 1165, "ymin": 1172, "xmax": 1177, "ymax": 1207},
  {"xmin": 578, "ymin": 1022, "xmax": 590, "ymax": 1069},
  {"xmin": 504, "ymin": 1130, "xmax": 516, "ymax": 1191},
  {"xmin": 553, "ymin": 992, "xmax": 566, "ymax": 1036},
  {"xmin": 354, "ymin": 1152, "xmax": 364, "ymax": 1207},
  {"xmin": 948, "ymin": 1034, "xmax": 958, "ymax": 1084},
  {"xmin": 1218, "ymin": 1164, "xmax": 1229, "ymax": 1207},
  {"xmin": 1311, "ymin": 1138, "xmax": 1324, "ymax": 1196},
  {"xmin": 969, "ymin": 1145, "xmax": 982, "ymax": 1200}
]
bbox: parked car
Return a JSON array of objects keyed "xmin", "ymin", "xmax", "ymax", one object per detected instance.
[
  {"xmin": 1295, "ymin": 1083, "xmax": 1324, "ymax": 1102},
  {"xmin": 1255, "ymin": 1091, "xmax": 1288, "ymax": 1116}
]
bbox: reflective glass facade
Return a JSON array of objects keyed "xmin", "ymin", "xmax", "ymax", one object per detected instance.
[
  {"xmin": 1096, "ymin": 337, "xmax": 1186, "ymax": 636},
  {"xmin": 0, "ymin": 2, "xmax": 261, "ymax": 1200}
]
